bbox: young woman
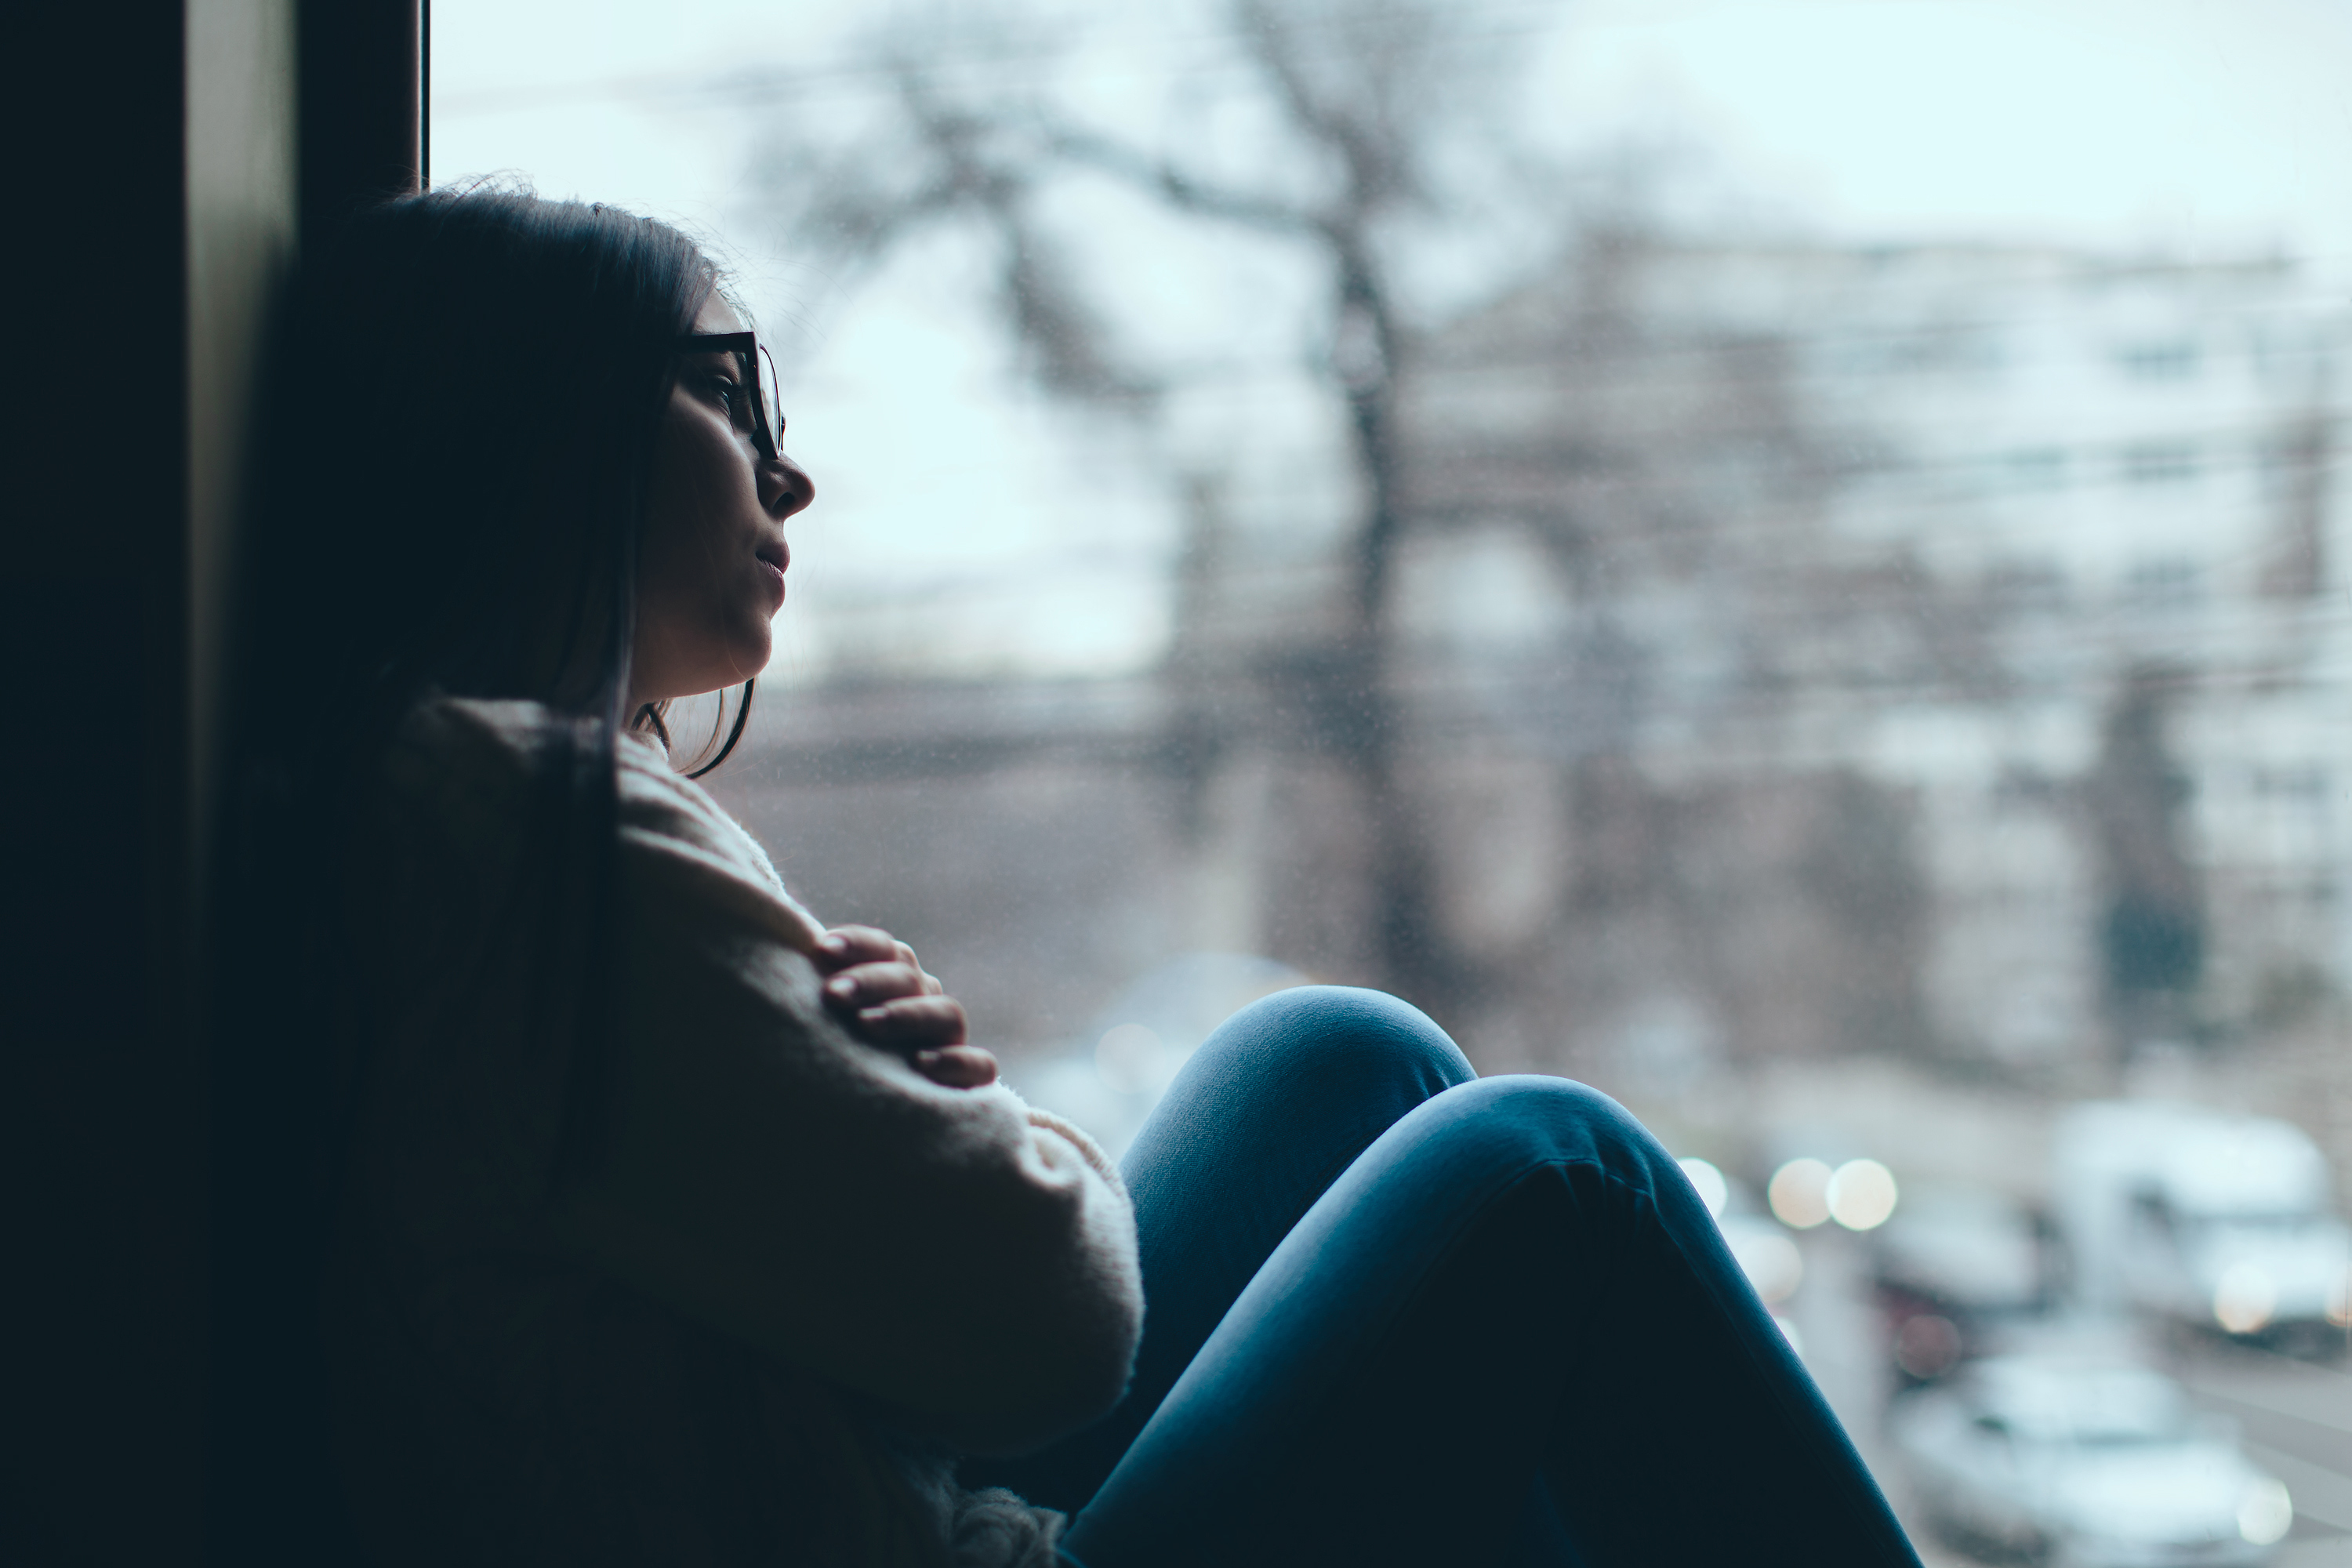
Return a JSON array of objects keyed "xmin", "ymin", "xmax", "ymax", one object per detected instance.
[{"xmin": 212, "ymin": 187, "xmax": 1922, "ymax": 1567}]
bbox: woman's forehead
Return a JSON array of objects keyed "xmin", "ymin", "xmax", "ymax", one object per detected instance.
[{"xmin": 693, "ymin": 295, "xmax": 746, "ymax": 335}]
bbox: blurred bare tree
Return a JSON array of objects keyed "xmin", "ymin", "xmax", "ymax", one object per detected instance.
[
  {"xmin": 755, "ymin": 0, "xmax": 1551, "ymax": 1014},
  {"xmin": 1400, "ymin": 222, "xmax": 1949, "ymax": 1069}
]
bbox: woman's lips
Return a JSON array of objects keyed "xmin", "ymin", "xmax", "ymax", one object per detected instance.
[{"xmin": 757, "ymin": 555, "xmax": 786, "ymax": 604}]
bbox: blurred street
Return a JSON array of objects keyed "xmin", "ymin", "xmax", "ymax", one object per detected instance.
[
  {"xmin": 2169, "ymin": 1345, "xmax": 2352, "ymax": 1566},
  {"xmin": 1786, "ymin": 1223, "xmax": 2352, "ymax": 1565}
]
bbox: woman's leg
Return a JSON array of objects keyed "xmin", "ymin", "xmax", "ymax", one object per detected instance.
[
  {"xmin": 973, "ymin": 985, "xmax": 1475, "ymax": 1511},
  {"xmin": 1060, "ymin": 1076, "xmax": 1922, "ymax": 1568}
]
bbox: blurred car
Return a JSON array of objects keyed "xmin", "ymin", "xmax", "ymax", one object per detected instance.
[
  {"xmin": 2054, "ymin": 1102, "xmax": 2352, "ymax": 1350},
  {"xmin": 1889, "ymin": 1355, "xmax": 2295, "ymax": 1567},
  {"xmin": 1876, "ymin": 1185, "xmax": 2049, "ymax": 1311},
  {"xmin": 1872, "ymin": 1185, "xmax": 2054, "ymax": 1381}
]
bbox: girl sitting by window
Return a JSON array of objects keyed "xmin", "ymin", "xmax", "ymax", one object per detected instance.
[{"xmin": 211, "ymin": 186, "xmax": 1922, "ymax": 1568}]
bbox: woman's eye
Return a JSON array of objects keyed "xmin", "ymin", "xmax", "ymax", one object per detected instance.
[{"xmin": 700, "ymin": 374, "xmax": 742, "ymax": 414}]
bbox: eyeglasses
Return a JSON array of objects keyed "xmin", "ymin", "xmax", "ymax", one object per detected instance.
[{"xmin": 673, "ymin": 331, "xmax": 784, "ymax": 462}]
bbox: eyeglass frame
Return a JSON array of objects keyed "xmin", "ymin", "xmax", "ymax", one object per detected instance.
[{"xmin": 673, "ymin": 331, "xmax": 784, "ymax": 463}]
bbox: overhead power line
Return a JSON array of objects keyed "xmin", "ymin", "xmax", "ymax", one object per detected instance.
[{"xmin": 432, "ymin": 2, "xmax": 1570, "ymax": 117}]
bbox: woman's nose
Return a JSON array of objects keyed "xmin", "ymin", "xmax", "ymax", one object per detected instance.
[{"xmin": 760, "ymin": 452, "xmax": 815, "ymax": 521}]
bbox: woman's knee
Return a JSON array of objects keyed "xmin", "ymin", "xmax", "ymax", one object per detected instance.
[
  {"xmin": 1379, "ymin": 1073, "xmax": 1674, "ymax": 1193},
  {"xmin": 1193, "ymin": 985, "xmax": 1474, "ymax": 1101}
]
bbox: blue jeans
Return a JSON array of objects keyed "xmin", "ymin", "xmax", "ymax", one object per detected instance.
[{"xmin": 972, "ymin": 986, "xmax": 1923, "ymax": 1567}]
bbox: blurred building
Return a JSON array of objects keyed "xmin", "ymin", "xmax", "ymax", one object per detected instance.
[
  {"xmin": 718, "ymin": 234, "xmax": 2352, "ymax": 1129},
  {"xmin": 1388, "ymin": 236, "xmax": 2352, "ymax": 1089}
]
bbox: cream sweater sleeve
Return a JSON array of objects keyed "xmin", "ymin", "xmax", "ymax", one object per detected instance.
[{"xmin": 540, "ymin": 729, "xmax": 1144, "ymax": 1457}]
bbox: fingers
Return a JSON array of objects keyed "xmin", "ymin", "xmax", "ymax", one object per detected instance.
[
  {"xmin": 822, "ymin": 960, "xmax": 938, "ymax": 1013},
  {"xmin": 844, "ymin": 994, "xmax": 969, "ymax": 1049},
  {"xmin": 911, "ymin": 1045, "xmax": 1000, "ymax": 1090},
  {"xmin": 816, "ymin": 926, "xmax": 944, "ymax": 996},
  {"xmin": 824, "ymin": 963, "xmax": 968, "ymax": 1048},
  {"xmin": 898, "ymin": 941, "xmax": 944, "ymax": 996},
  {"xmin": 818, "ymin": 931, "xmax": 973, "ymax": 1078},
  {"xmin": 814, "ymin": 924, "xmax": 901, "ymax": 974}
]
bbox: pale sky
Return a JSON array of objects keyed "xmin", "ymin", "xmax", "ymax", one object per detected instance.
[
  {"xmin": 432, "ymin": 0, "xmax": 2352, "ymax": 680},
  {"xmin": 437, "ymin": 0, "xmax": 2352, "ymax": 262},
  {"xmin": 1537, "ymin": 0, "xmax": 2352, "ymax": 265}
]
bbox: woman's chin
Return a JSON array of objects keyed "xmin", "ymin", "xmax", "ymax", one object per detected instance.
[{"xmin": 730, "ymin": 627, "xmax": 775, "ymax": 684}]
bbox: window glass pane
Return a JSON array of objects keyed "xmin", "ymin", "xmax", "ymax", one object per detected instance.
[{"xmin": 437, "ymin": 0, "xmax": 2352, "ymax": 1544}]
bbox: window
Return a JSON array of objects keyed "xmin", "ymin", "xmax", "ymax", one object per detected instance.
[
  {"xmin": 442, "ymin": 1, "xmax": 2352, "ymax": 1536},
  {"xmin": 1986, "ymin": 559, "xmax": 2069, "ymax": 612},
  {"xmin": 2123, "ymin": 557, "xmax": 2202, "ymax": 608},
  {"xmin": 2000, "ymin": 447, "xmax": 2070, "ymax": 492},
  {"xmin": 2118, "ymin": 339, "xmax": 2200, "ymax": 380},
  {"xmin": 2254, "ymin": 764, "xmax": 2328, "ymax": 797},
  {"xmin": 2122, "ymin": 440, "xmax": 2199, "ymax": 485}
]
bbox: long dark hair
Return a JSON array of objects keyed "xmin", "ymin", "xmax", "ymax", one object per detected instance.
[
  {"xmin": 209, "ymin": 187, "xmax": 742, "ymax": 1562},
  {"xmin": 243, "ymin": 184, "xmax": 722, "ymax": 730}
]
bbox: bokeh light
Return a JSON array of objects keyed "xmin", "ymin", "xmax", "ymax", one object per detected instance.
[
  {"xmin": 1727, "ymin": 1227, "xmax": 1805, "ymax": 1304},
  {"xmin": 2213, "ymin": 1262, "xmax": 2278, "ymax": 1335},
  {"xmin": 2237, "ymin": 1478, "xmax": 2294, "ymax": 1545},
  {"xmin": 1768, "ymin": 1158, "xmax": 1834, "ymax": 1229},
  {"xmin": 1826, "ymin": 1159, "xmax": 1899, "ymax": 1231},
  {"xmin": 1679, "ymin": 1156, "xmax": 1730, "ymax": 1220},
  {"xmin": 1892, "ymin": 1314, "xmax": 1962, "ymax": 1380}
]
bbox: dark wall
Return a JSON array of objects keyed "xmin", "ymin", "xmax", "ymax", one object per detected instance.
[
  {"xmin": 6, "ymin": 7, "xmax": 201, "ymax": 1563},
  {"xmin": 2, "ymin": 5, "xmax": 419, "ymax": 1563},
  {"xmin": 300, "ymin": 0, "xmax": 426, "ymax": 245}
]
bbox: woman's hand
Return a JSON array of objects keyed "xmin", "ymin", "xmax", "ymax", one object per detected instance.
[{"xmin": 814, "ymin": 925, "xmax": 997, "ymax": 1089}]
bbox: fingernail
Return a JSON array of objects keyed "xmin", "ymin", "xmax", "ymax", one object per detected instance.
[
  {"xmin": 826, "ymin": 976, "xmax": 855, "ymax": 998},
  {"xmin": 818, "ymin": 933, "xmax": 847, "ymax": 953},
  {"xmin": 858, "ymin": 1007, "xmax": 888, "ymax": 1023}
]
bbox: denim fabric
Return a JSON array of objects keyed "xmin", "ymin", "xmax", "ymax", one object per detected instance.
[{"xmin": 977, "ymin": 986, "xmax": 1922, "ymax": 1568}]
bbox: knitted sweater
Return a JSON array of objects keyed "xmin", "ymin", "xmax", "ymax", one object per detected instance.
[{"xmin": 325, "ymin": 697, "xmax": 1143, "ymax": 1566}]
